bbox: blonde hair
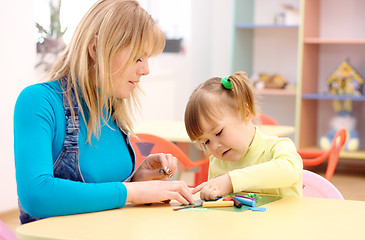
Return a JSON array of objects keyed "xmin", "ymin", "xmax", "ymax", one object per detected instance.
[
  {"xmin": 47, "ymin": 0, "xmax": 165, "ymax": 143},
  {"xmin": 184, "ymin": 71, "xmax": 257, "ymax": 141}
]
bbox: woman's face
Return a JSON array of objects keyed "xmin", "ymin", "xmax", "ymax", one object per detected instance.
[{"xmin": 111, "ymin": 48, "xmax": 150, "ymax": 98}]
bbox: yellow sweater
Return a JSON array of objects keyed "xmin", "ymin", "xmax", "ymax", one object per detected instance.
[{"xmin": 208, "ymin": 128, "xmax": 303, "ymax": 197}]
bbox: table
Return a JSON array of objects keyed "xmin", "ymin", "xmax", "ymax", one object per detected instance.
[
  {"xmin": 134, "ymin": 121, "xmax": 295, "ymax": 143},
  {"xmin": 16, "ymin": 196, "xmax": 365, "ymax": 239}
]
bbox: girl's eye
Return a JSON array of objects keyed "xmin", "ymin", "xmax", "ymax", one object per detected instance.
[
  {"xmin": 216, "ymin": 129, "xmax": 223, "ymax": 136},
  {"xmin": 136, "ymin": 58, "xmax": 142, "ymax": 62},
  {"xmin": 204, "ymin": 139, "xmax": 210, "ymax": 145}
]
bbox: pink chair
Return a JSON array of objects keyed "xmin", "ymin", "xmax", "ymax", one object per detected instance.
[
  {"xmin": 302, "ymin": 170, "xmax": 344, "ymax": 200},
  {"xmin": 0, "ymin": 219, "xmax": 18, "ymax": 240}
]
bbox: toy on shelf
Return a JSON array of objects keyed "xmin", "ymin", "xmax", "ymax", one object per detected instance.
[
  {"xmin": 327, "ymin": 60, "xmax": 364, "ymax": 96},
  {"xmin": 320, "ymin": 99, "xmax": 359, "ymax": 152},
  {"xmin": 320, "ymin": 60, "xmax": 363, "ymax": 152},
  {"xmin": 274, "ymin": 4, "xmax": 299, "ymax": 25},
  {"xmin": 252, "ymin": 73, "xmax": 287, "ymax": 89}
]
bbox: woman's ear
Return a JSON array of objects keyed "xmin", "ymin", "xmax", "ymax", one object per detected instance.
[{"xmin": 88, "ymin": 35, "xmax": 98, "ymax": 61}]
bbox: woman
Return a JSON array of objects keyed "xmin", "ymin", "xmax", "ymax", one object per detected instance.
[{"xmin": 14, "ymin": 0, "xmax": 193, "ymax": 224}]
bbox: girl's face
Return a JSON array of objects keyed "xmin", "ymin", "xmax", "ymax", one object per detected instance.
[
  {"xmin": 198, "ymin": 107, "xmax": 256, "ymax": 162},
  {"xmin": 111, "ymin": 48, "xmax": 150, "ymax": 98}
]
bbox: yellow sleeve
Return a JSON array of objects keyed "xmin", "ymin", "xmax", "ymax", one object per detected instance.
[{"xmin": 228, "ymin": 138, "xmax": 303, "ymax": 193}]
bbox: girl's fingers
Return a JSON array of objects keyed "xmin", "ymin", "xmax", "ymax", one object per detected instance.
[
  {"xmin": 192, "ymin": 182, "xmax": 207, "ymax": 194},
  {"xmin": 200, "ymin": 188, "xmax": 214, "ymax": 201}
]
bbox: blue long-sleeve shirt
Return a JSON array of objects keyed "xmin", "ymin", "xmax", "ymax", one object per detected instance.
[{"xmin": 14, "ymin": 80, "xmax": 133, "ymax": 218}]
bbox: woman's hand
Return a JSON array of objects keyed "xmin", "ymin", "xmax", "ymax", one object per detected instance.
[
  {"xmin": 192, "ymin": 174, "xmax": 233, "ymax": 200},
  {"xmin": 124, "ymin": 180, "xmax": 194, "ymax": 205},
  {"xmin": 132, "ymin": 153, "xmax": 178, "ymax": 181}
]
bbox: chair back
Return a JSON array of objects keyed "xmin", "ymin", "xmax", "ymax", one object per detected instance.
[
  {"xmin": 130, "ymin": 133, "xmax": 209, "ymax": 186},
  {"xmin": 298, "ymin": 128, "xmax": 347, "ymax": 182},
  {"xmin": 302, "ymin": 170, "xmax": 344, "ymax": 200},
  {"xmin": 258, "ymin": 113, "xmax": 279, "ymax": 125},
  {"xmin": 0, "ymin": 219, "xmax": 18, "ymax": 240}
]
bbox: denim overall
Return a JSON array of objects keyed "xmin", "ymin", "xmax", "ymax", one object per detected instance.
[{"xmin": 19, "ymin": 77, "xmax": 135, "ymax": 224}]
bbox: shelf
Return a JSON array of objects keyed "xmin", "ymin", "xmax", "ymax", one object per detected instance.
[
  {"xmin": 236, "ymin": 24, "xmax": 299, "ymax": 29},
  {"xmin": 304, "ymin": 38, "xmax": 365, "ymax": 44},
  {"xmin": 340, "ymin": 150, "xmax": 365, "ymax": 160},
  {"xmin": 301, "ymin": 147, "xmax": 365, "ymax": 160},
  {"xmin": 302, "ymin": 93, "xmax": 365, "ymax": 101},
  {"xmin": 256, "ymin": 88, "xmax": 296, "ymax": 96}
]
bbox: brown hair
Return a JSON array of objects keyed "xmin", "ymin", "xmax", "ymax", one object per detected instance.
[
  {"xmin": 184, "ymin": 71, "xmax": 257, "ymax": 141},
  {"xmin": 48, "ymin": 0, "xmax": 165, "ymax": 143}
]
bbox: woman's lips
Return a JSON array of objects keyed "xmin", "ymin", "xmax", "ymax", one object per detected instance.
[{"xmin": 129, "ymin": 81, "xmax": 138, "ymax": 88}]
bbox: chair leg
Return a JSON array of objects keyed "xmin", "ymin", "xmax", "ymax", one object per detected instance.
[
  {"xmin": 325, "ymin": 152, "xmax": 340, "ymax": 182},
  {"xmin": 195, "ymin": 162, "xmax": 209, "ymax": 186}
]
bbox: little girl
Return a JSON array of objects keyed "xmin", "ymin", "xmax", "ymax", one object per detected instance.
[{"xmin": 184, "ymin": 72, "xmax": 302, "ymax": 200}]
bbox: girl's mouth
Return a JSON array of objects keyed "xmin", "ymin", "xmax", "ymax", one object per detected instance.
[{"xmin": 222, "ymin": 149, "xmax": 231, "ymax": 156}]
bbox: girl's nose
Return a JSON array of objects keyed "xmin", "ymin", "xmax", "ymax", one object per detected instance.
[{"xmin": 210, "ymin": 138, "xmax": 221, "ymax": 150}]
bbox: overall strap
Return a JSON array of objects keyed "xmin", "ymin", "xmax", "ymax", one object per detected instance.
[
  {"xmin": 61, "ymin": 77, "xmax": 80, "ymax": 150},
  {"xmin": 52, "ymin": 77, "xmax": 84, "ymax": 182}
]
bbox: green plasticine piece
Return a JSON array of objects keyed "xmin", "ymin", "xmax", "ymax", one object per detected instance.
[{"xmin": 246, "ymin": 193, "xmax": 261, "ymax": 199}]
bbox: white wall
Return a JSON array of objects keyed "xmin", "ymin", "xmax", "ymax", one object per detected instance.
[
  {"xmin": 0, "ymin": 0, "xmax": 37, "ymax": 212},
  {"xmin": 137, "ymin": 0, "xmax": 233, "ymax": 122}
]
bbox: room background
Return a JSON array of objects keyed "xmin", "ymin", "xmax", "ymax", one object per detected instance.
[{"xmin": 0, "ymin": 0, "xmax": 233, "ymax": 212}]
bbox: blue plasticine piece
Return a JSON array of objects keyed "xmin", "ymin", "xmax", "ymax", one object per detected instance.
[
  {"xmin": 249, "ymin": 207, "xmax": 266, "ymax": 212},
  {"xmin": 235, "ymin": 196, "xmax": 256, "ymax": 207}
]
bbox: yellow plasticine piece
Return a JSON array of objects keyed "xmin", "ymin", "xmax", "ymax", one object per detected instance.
[{"xmin": 202, "ymin": 201, "xmax": 234, "ymax": 208}]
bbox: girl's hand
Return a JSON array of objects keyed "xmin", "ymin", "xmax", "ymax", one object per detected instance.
[
  {"xmin": 192, "ymin": 174, "xmax": 233, "ymax": 200},
  {"xmin": 132, "ymin": 153, "xmax": 178, "ymax": 181},
  {"xmin": 124, "ymin": 180, "xmax": 194, "ymax": 205}
]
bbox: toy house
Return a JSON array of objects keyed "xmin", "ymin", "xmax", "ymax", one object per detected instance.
[{"xmin": 327, "ymin": 61, "xmax": 364, "ymax": 96}]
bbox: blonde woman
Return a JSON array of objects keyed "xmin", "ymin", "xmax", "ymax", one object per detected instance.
[
  {"xmin": 184, "ymin": 72, "xmax": 302, "ymax": 201},
  {"xmin": 14, "ymin": 0, "xmax": 193, "ymax": 224}
]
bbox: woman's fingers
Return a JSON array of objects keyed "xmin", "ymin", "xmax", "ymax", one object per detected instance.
[
  {"xmin": 176, "ymin": 181, "xmax": 195, "ymax": 204},
  {"xmin": 159, "ymin": 154, "xmax": 177, "ymax": 178},
  {"xmin": 125, "ymin": 180, "xmax": 194, "ymax": 205},
  {"xmin": 164, "ymin": 180, "xmax": 194, "ymax": 205}
]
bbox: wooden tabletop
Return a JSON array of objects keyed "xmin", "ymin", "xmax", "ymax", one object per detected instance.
[{"xmin": 16, "ymin": 196, "xmax": 365, "ymax": 240}]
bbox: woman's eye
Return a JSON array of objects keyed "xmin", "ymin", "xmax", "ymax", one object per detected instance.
[
  {"xmin": 216, "ymin": 129, "xmax": 223, "ymax": 136},
  {"xmin": 204, "ymin": 139, "xmax": 210, "ymax": 145},
  {"xmin": 136, "ymin": 58, "xmax": 142, "ymax": 62}
]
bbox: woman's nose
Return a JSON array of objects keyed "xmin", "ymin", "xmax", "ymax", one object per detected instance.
[{"xmin": 138, "ymin": 60, "xmax": 149, "ymax": 76}]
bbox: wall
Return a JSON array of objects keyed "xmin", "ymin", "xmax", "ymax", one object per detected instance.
[
  {"xmin": 137, "ymin": 0, "xmax": 233, "ymax": 122},
  {"xmin": 176, "ymin": 0, "xmax": 233, "ymax": 120},
  {"xmin": 0, "ymin": 0, "xmax": 37, "ymax": 212},
  {"xmin": 253, "ymin": 0, "xmax": 299, "ymax": 134}
]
